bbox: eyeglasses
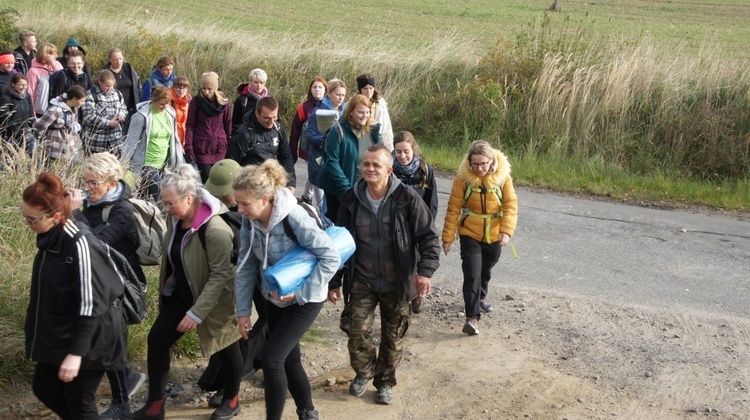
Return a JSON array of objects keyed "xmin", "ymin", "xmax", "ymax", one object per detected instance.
[
  {"xmin": 81, "ymin": 178, "xmax": 105, "ymax": 188},
  {"xmin": 470, "ymin": 160, "xmax": 491, "ymax": 169},
  {"xmin": 161, "ymin": 195, "xmax": 188, "ymax": 210},
  {"xmin": 23, "ymin": 213, "xmax": 51, "ymax": 225}
]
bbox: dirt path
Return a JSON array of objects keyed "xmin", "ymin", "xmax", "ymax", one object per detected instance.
[{"xmin": 8, "ymin": 284, "xmax": 741, "ymax": 419}]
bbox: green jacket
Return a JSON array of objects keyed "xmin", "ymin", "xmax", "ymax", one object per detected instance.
[{"xmin": 159, "ymin": 191, "xmax": 240, "ymax": 356}]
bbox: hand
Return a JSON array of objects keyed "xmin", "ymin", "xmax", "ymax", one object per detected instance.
[
  {"xmin": 176, "ymin": 314, "xmax": 198, "ymax": 332},
  {"xmin": 109, "ymin": 118, "xmax": 120, "ymax": 128},
  {"xmin": 414, "ymin": 275, "xmax": 431, "ymax": 298},
  {"xmin": 237, "ymin": 316, "xmax": 252, "ymax": 340},
  {"xmin": 65, "ymin": 188, "xmax": 83, "ymax": 209},
  {"xmin": 500, "ymin": 233, "xmax": 510, "ymax": 246},
  {"xmin": 58, "ymin": 354, "xmax": 82, "ymax": 382},
  {"xmin": 272, "ymin": 290, "xmax": 296, "ymax": 304},
  {"xmin": 442, "ymin": 242, "xmax": 452, "ymax": 255},
  {"xmin": 328, "ymin": 288, "xmax": 341, "ymax": 304},
  {"xmin": 287, "ymin": 186, "xmax": 296, "ymax": 195}
]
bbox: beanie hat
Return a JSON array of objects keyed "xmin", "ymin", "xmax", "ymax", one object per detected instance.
[
  {"xmin": 205, "ymin": 159, "xmax": 241, "ymax": 197},
  {"xmin": 0, "ymin": 52, "xmax": 14, "ymax": 65},
  {"xmin": 63, "ymin": 37, "xmax": 86, "ymax": 55},
  {"xmin": 356, "ymin": 74, "xmax": 376, "ymax": 92},
  {"xmin": 201, "ymin": 71, "xmax": 220, "ymax": 90}
]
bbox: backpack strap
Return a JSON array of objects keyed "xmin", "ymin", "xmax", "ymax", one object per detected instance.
[
  {"xmin": 461, "ymin": 183, "xmax": 504, "ymax": 243},
  {"xmin": 282, "ymin": 216, "xmax": 296, "ymax": 242}
]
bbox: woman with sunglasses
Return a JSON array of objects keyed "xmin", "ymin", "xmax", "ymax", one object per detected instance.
[
  {"xmin": 122, "ymin": 86, "xmax": 184, "ymax": 202},
  {"xmin": 22, "ymin": 172, "xmax": 127, "ymax": 419},
  {"xmin": 132, "ymin": 164, "xmax": 242, "ymax": 420},
  {"xmin": 441, "ymin": 140, "xmax": 518, "ymax": 336},
  {"xmin": 67, "ymin": 152, "xmax": 147, "ymax": 418}
]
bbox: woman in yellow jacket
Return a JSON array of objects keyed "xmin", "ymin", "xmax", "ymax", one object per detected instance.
[{"xmin": 442, "ymin": 140, "xmax": 518, "ymax": 336}]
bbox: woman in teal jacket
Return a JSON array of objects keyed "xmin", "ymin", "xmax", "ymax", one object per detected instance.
[{"xmin": 317, "ymin": 93, "xmax": 381, "ymax": 221}]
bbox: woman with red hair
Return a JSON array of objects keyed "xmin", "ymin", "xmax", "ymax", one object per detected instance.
[{"xmin": 22, "ymin": 172, "xmax": 127, "ymax": 419}]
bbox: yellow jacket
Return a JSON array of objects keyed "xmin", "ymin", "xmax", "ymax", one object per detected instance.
[{"xmin": 442, "ymin": 150, "xmax": 518, "ymax": 244}]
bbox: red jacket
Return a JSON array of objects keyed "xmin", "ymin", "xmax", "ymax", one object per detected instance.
[{"xmin": 185, "ymin": 94, "xmax": 232, "ymax": 164}]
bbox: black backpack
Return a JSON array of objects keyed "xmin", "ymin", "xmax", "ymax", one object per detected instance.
[
  {"xmin": 198, "ymin": 212, "xmax": 241, "ymax": 265},
  {"xmin": 72, "ymin": 230, "xmax": 147, "ymax": 325}
]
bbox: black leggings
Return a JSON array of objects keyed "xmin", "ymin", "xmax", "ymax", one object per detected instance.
[
  {"xmin": 32, "ymin": 362, "xmax": 104, "ymax": 420},
  {"xmin": 146, "ymin": 295, "xmax": 242, "ymax": 401},
  {"xmin": 263, "ymin": 301, "xmax": 324, "ymax": 420}
]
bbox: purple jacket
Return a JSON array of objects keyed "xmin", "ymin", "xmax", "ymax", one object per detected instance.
[{"xmin": 185, "ymin": 95, "xmax": 232, "ymax": 164}]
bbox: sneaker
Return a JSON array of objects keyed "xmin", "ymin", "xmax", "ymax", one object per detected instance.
[
  {"xmin": 210, "ymin": 396, "xmax": 240, "ymax": 420},
  {"xmin": 125, "ymin": 370, "xmax": 147, "ymax": 398},
  {"xmin": 374, "ymin": 385, "xmax": 393, "ymax": 405},
  {"xmin": 296, "ymin": 408, "xmax": 320, "ymax": 420},
  {"xmin": 462, "ymin": 318, "xmax": 479, "ymax": 335},
  {"xmin": 348, "ymin": 376, "xmax": 370, "ymax": 397},
  {"xmin": 411, "ymin": 297, "xmax": 424, "ymax": 314},
  {"xmin": 208, "ymin": 391, "xmax": 224, "ymax": 408},
  {"xmin": 479, "ymin": 298, "xmax": 493, "ymax": 313},
  {"xmin": 100, "ymin": 400, "xmax": 132, "ymax": 419}
]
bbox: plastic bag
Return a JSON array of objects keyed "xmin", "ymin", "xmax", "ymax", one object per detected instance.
[{"xmin": 265, "ymin": 226, "xmax": 355, "ymax": 295}]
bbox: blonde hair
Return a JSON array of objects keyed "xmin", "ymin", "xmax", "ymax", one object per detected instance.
[
  {"xmin": 232, "ymin": 159, "xmax": 288, "ymax": 200},
  {"xmin": 161, "ymin": 164, "xmax": 202, "ymax": 199},
  {"xmin": 82, "ymin": 152, "xmax": 124, "ymax": 182},
  {"xmin": 465, "ymin": 140, "xmax": 497, "ymax": 168},
  {"xmin": 344, "ymin": 94, "xmax": 375, "ymax": 136},
  {"xmin": 35, "ymin": 43, "xmax": 57, "ymax": 65}
]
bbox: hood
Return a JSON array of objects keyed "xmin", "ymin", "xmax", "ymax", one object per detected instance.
[
  {"xmin": 49, "ymin": 96, "xmax": 71, "ymax": 112},
  {"xmin": 63, "ymin": 37, "xmax": 85, "ymax": 55},
  {"xmin": 457, "ymin": 149, "xmax": 512, "ymax": 189},
  {"xmin": 245, "ymin": 187, "xmax": 297, "ymax": 271},
  {"xmin": 190, "ymin": 188, "xmax": 227, "ymax": 230},
  {"xmin": 353, "ymin": 174, "xmax": 402, "ymax": 205},
  {"xmin": 320, "ymin": 96, "xmax": 345, "ymax": 114},
  {"xmin": 134, "ymin": 100, "xmax": 176, "ymax": 118}
]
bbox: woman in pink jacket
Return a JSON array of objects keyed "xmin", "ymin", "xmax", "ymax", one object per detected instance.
[{"xmin": 26, "ymin": 43, "xmax": 63, "ymax": 116}]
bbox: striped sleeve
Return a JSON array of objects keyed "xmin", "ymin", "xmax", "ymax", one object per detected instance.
[{"xmin": 64, "ymin": 221, "xmax": 95, "ymax": 316}]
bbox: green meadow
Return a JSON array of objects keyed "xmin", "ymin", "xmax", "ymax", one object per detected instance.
[{"xmin": 1, "ymin": 0, "xmax": 750, "ymax": 385}]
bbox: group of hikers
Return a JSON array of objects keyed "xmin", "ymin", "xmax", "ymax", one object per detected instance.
[{"xmin": 9, "ymin": 30, "xmax": 518, "ymax": 420}]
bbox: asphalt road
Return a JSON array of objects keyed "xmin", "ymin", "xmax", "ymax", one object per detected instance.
[{"xmin": 294, "ymin": 161, "xmax": 750, "ymax": 319}]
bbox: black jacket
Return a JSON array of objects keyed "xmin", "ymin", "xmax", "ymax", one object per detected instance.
[
  {"xmin": 26, "ymin": 219, "xmax": 127, "ymax": 370},
  {"xmin": 50, "ymin": 68, "xmax": 93, "ymax": 99},
  {"xmin": 13, "ymin": 46, "xmax": 35, "ymax": 75},
  {"xmin": 75, "ymin": 181, "xmax": 146, "ymax": 283},
  {"xmin": 227, "ymin": 111, "xmax": 296, "ymax": 187},
  {"xmin": 332, "ymin": 175, "xmax": 441, "ymax": 304},
  {"xmin": 0, "ymin": 88, "xmax": 34, "ymax": 145}
]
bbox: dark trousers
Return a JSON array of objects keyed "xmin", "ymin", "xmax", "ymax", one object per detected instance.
[
  {"xmin": 263, "ymin": 300, "xmax": 324, "ymax": 420},
  {"xmin": 146, "ymin": 295, "xmax": 243, "ymax": 401},
  {"xmin": 197, "ymin": 163, "xmax": 213, "ymax": 184},
  {"xmin": 460, "ymin": 235, "xmax": 502, "ymax": 320},
  {"xmin": 32, "ymin": 362, "xmax": 104, "ymax": 420},
  {"xmin": 324, "ymin": 191, "xmax": 340, "ymax": 223},
  {"xmin": 106, "ymin": 366, "xmax": 131, "ymax": 404},
  {"xmin": 140, "ymin": 166, "xmax": 162, "ymax": 203}
]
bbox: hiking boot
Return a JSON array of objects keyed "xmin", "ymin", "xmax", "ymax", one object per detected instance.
[
  {"xmin": 126, "ymin": 370, "xmax": 147, "ymax": 398},
  {"xmin": 130, "ymin": 399, "xmax": 165, "ymax": 420},
  {"xmin": 348, "ymin": 376, "xmax": 370, "ymax": 397},
  {"xmin": 374, "ymin": 385, "xmax": 393, "ymax": 405},
  {"xmin": 300, "ymin": 196, "xmax": 313, "ymax": 205},
  {"xmin": 296, "ymin": 408, "xmax": 320, "ymax": 420},
  {"xmin": 210, "ymin": 396, "xmax": 240, "ymax": 420},
  {"xmin": 462, "ymin": 318, "xmax": 479, "ymax": 335},
  {"xmin": 479, "ymin": 298, "xmax": 493, "ymax": 313},
  {"xmin": 208, "ymin": 390, "xmax": 224, "ymax": 408},
  {"xmin": 411, "ymin": 297, "xmax": 424, "ymax": 314},
  {"xmin": 100, "ymin": 400, "xmax": 132, "ymax": 419}
]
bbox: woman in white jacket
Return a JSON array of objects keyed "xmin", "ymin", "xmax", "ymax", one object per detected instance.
[
  {"xmin": 356, "ymin": 73, "xmax": 394, "ymax": 151},
  {"xmin": 233, "ymin": 159, "xmax": 340, "ymax": 420}
]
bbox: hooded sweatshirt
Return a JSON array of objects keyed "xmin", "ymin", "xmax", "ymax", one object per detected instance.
[{"xmin": 235, "ymin": 187, "xmax": 340, "ymax": 316}]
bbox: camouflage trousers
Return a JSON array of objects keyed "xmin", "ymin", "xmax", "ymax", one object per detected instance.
[{"xmin": 340, "ymin": 278, "xmax": 411, "ymax": 388}]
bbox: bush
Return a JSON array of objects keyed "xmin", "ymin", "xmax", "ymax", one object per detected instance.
[{"xmin": 0, "ymin": 8, "xmax": 20, "ymax": 51}]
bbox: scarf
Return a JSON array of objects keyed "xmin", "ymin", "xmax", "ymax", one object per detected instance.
[
  {"xmin": 87, "ymin": 182, "xmax": 123, "ymax": 206},
  {"xmin": 195, "ymin": 94, "xmax": 225, "ymax": 117},
  {"xmin": 392, "ymin": 153, "xmax": 421, "ymax": 177},
  {"xmin": 241, "ymin": 84, "xmax": 268, "ymax": 100}
]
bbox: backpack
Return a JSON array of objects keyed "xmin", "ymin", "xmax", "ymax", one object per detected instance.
[
  {"xmin": 198, "ymin": 212, "xmax": 241, "ymax": 265},
  {"xmin": 282, "ymin": 199, "xmax": 334, "ymax": 241},
  {"xmin": 298, "ymin": 104, "xmax": 310, "ymax": 152},
  {"xmin": 310, "ymin": 122, "xmax": 344, "ymax": 188},
  {"xmin": 102, "ymin": 198, "xmax": 167, "ymax": 266},
  {"xmin": 33, "ymin": 68, "xmax": 53, "ymax": 115},
  {"xmin": 72, "ymin": 230, "xmax": 147, "ymax": 325}
]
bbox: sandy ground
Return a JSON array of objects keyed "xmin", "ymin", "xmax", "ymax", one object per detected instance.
[{"xmin": 8, "ymin": 282, "xmax": 750, "ymax": 419}]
